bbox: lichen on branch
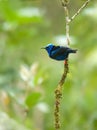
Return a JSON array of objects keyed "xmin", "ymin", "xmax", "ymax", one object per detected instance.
[{"xmin": 54, "ymin": 59, "xmax": 69, "ymax": 129}]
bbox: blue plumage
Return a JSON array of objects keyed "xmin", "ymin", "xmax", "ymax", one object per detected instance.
[{"xmin": 42, "ymin": 43, "xmax": 77, "ymax": 61}]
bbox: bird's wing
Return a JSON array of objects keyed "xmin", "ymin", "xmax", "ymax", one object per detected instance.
[
  {"xmin": 51, "ymin": 46, "xmax": 60, "ymax": 51},
  {"xmin": 51, "ymin": 46, "xmax": 68, "ymax": 58}
]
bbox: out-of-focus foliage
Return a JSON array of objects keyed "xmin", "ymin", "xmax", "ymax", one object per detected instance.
[{"xmin": 0, "ymin": 0, "xmax": 97, "ymax": 130}]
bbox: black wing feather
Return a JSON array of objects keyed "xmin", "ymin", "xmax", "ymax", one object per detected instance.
[{"xmin": 51, "ymin": 46, "xmax": 68, "ymax": 58}]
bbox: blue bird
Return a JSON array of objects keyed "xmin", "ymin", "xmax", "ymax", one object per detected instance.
[{"xmin": 42, "ymin": 43, "xmax": 77, "ymax": 61}]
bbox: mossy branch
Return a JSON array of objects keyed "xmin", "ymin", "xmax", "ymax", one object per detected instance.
[
  {"xmin": 54, "ymin": 0, "xmax": 91, "ymax": 129},
  {"xmin": 54, "ymin": 59, "xmax": 69, "ymax": 129}
]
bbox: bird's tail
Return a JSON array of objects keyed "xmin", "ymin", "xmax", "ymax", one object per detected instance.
[
  {"xmin": 68, "ymin": 48, "xmax": 77, "ymax": 53},
  {"xmin": 71, "ymin": 49, "xmax": 77, "ymax": 53}
]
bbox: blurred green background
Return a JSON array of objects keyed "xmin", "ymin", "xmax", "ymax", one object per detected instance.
[{"xmin": 0, "ymin": 0, "xmax": 97, "ymax": 130}]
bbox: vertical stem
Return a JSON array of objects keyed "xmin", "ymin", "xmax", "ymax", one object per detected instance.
[
  {"xmin": 54, "ymin": 59, "xmax": 69, "ymax": 130},
  {"xmin": 63, "ymin": 5, "xmax": 70, "ymax": 46},
  {"xmin": 61, "ymin": 0, "xmax": 70, "ymax": 46}
]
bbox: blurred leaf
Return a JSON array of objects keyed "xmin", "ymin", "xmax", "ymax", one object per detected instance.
[
  {"xmin": 25, "ymin": 92, "xmax": 41, "ymax": 108},
  {"xmin": 0, "ymin": 1, "xmax": 43, "ymax": 24},
  {"xmin": 0, "ymin": 112, "xmax": 31, "ymax": 130},
  {"xmin": 16, "ymin": 7, "xmax": 43, "ymax": 24},
  {"xmin": 16, "ymin": 16, "xmax": 43, "ymax": 24}
]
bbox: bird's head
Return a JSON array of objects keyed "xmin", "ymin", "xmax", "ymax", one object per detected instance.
[{"xmin": 41, "ymin": 43, "xmax": 54, "ymax": 55}]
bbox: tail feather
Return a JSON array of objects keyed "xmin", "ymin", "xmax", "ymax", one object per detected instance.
[
  {"xmin": 68, "ymin": 48, "xmax": 77, "ymax": 53},
  {"xmin": 71, "ymin": 49, "xmax": 77, "ymax": 53}
]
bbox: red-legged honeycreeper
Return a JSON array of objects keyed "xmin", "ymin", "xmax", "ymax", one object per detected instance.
[{"xmin": 42, "ymin": 43, "xmax": 77, "ymax": 61}]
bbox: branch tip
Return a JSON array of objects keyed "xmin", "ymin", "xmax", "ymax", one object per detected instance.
[{"xmin": 70, "ymin": 0, "xmax": 91, "ymax": 22}]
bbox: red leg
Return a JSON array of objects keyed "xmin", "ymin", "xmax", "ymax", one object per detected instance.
[{"xmin": 64, "ymin": 60, "xmax": 67, "ymax": 65}]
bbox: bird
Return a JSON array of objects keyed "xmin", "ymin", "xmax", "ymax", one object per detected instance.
[{"xmin": 41, "ymin": 43, "xmax": 77, "ymax": 61}]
